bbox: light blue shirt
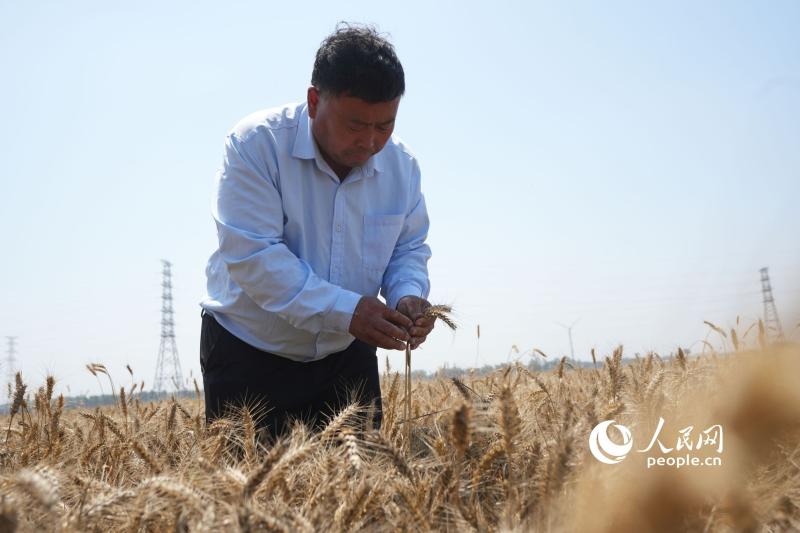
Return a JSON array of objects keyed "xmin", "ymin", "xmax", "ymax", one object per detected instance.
[{"xmin": 200, "ymin": 102, "xmax": 431, "ymax": 362}]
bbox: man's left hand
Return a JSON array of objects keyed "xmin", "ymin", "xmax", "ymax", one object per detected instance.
[{"xmin": 396, "ymin": 296, "xmax": 435, "ymax": 350}]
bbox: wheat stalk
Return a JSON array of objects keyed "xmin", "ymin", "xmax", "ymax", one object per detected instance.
[
  {"xmin": 1, "ymin": 339, "xmax": 798, "ymax": 531},
  {"xmin": 5, "ymin": 372, "xmax": 27, "ymax": 445},
  {"xmin": 403, "ymin": 304, "xmax": 457, "ymax": 445},
  {"xmin": 242, "ymin": 440, "xmax": 288, "ymax": 500}
]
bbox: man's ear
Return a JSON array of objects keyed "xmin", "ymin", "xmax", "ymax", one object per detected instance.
[{"xmin": 307, "ymin": 86, "xmax": 319, "ymax": 118}]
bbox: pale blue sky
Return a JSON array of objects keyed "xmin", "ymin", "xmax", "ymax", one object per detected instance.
[{"xmin": 1, "ymin": 1, "xmax": 798, "ymax": 395}]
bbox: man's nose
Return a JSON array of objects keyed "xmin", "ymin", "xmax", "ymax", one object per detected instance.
[{"xmin": 358, "ymin": 128, "xmax": 376, "ymax": 150}]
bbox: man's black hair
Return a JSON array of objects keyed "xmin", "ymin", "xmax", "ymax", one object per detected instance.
[{"xmin": 311, "ymin": 23, "xmax": 405, "ymax": 103}]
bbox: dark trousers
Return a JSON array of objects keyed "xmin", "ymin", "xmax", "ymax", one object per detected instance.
[{"xmin": 199, "ymin": 310, "xmax": 382, "ymax": 442}]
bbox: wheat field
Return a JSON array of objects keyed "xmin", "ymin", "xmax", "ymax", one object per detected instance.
[{"xmin": 1, "ymin": 339, "xmax": 799, "ymax": 532}]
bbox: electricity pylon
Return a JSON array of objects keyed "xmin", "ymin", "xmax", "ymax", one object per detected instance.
[
  {"xmin": 759, "ymin": 267, "xmax": 784, "ymax": 342},
  {"xmin": 153, "ymin": 260, "xmax": 184, "ymax": 393}
]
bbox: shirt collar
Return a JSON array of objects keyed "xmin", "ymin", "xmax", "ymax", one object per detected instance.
[
  {"xmin": 292, "ymin": 103, "xmax": 383, "ymax": 178},
  {"xmin": 291, "ymin": 103, "xmax": 315, "ymax": 160}
]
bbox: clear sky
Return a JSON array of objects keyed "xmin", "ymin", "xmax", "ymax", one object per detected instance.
[{"xmin": 1, "ymin": 1, "xmax": 798, "ymax": 396}]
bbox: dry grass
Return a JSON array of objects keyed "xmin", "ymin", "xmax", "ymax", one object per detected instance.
[{"xmin": 1, "ymin": 340, "xmax": 799, "ymax": 532}]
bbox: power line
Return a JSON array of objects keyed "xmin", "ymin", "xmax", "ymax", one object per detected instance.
[
  {"xmin": 5, "ymin": 336, "xmax": 17, "ymax": 394},
  {"xmin": 153, "ymin": 260, "xmax": 184, "ymax": 393},
  {"xmin": 760, "ymin": 267, "xmax": 785, "ymax": 342}
]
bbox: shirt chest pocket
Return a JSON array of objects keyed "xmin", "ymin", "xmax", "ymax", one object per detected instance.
[{"xmin": 362, "ymin": 214, "xmax": 405, "ymax": 272}]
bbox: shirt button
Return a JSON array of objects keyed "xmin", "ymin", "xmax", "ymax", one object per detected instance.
[{"xmin": 335, "ymin": 224, "xmax": 343, "ymax": 232}]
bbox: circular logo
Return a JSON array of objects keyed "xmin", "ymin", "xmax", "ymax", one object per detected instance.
[{"xmin": 589, "ymin": 420, "xmax": 633, "ymax": 464}]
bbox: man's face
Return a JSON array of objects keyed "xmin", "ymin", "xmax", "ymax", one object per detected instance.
[{"xmin": 307, "ymin": 87, "xmax": 400, "ymax": 172}]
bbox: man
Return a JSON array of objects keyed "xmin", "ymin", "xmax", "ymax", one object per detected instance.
[{"xmin": 199, "ymin": 25, "xmax": 434, "ymax": 441}]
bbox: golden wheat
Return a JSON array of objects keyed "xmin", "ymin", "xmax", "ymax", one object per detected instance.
[{"xmin": 0, "ymin": 338, "xmax": 797, "ymax": 531}]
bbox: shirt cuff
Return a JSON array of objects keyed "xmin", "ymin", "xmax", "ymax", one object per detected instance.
[
  {"xmin": 386, "ymin": 282, "xmax": 424, "ymax": 311},
  {"xmin": 322, "ymin": 289, "xmax": 363, "ymax": 333}
]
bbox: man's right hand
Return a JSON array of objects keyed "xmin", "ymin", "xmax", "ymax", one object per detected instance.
[{"xmin": 348, "ymin": 296, "xmax": 413, "ymax": 350}]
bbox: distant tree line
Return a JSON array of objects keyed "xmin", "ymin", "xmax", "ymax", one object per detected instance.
[
  {"xmin": 0, "ymin": 389, "xmax": 199, "ymax": 415},
  {"xmin": 2, "ymin": 350, "xmax": 696, "ymax": 414}
]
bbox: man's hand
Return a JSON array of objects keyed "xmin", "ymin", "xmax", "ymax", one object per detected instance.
[
  {"xmin": 348, "ymin": 296, "xmax": 413, "ymax": 350},
  {"xmin": 396, "ymin": 296, "xmax": 435, "ymax": 350}
]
